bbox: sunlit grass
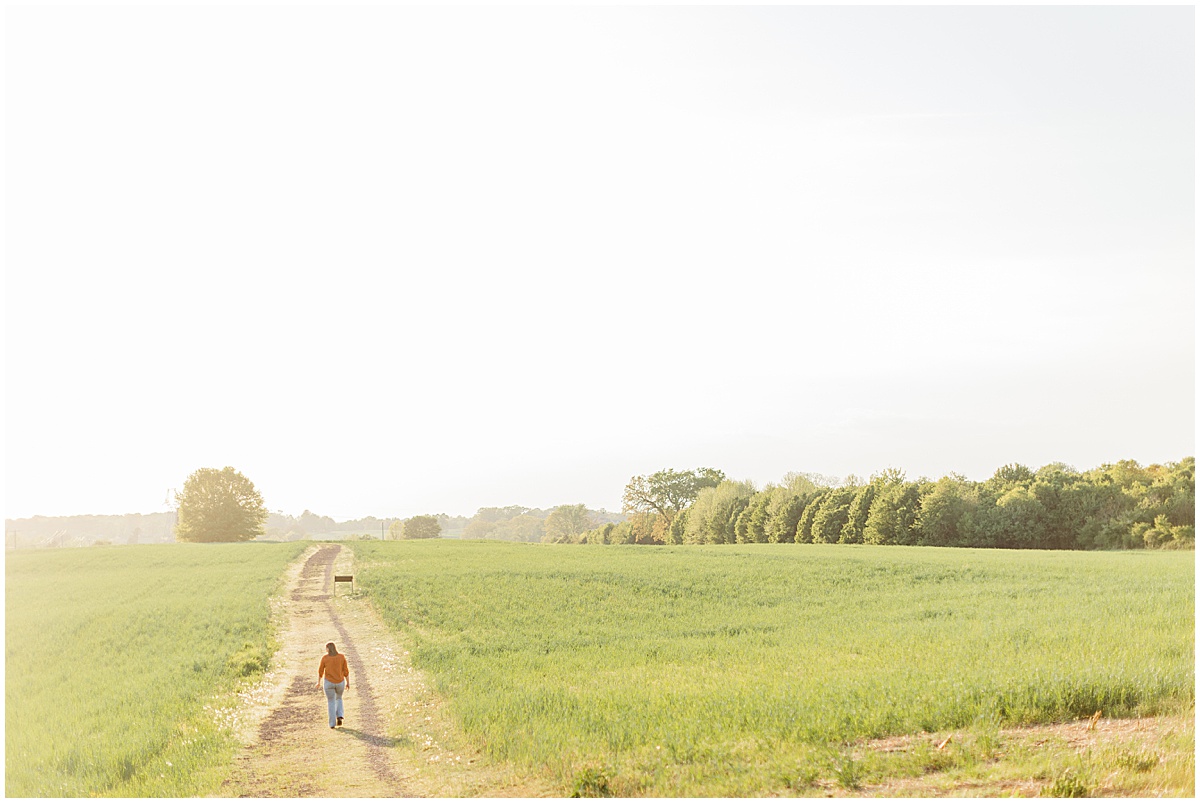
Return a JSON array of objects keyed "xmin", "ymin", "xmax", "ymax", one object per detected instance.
[
  {"xmin": 350, "ymin": 541, "xmax": 1194, "ymax": 795},
  {"xmin": 5, "ymin": 542, "xmax": 306, "ymax": 797}
]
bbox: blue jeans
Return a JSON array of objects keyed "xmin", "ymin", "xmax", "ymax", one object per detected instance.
[{"xmin": 323, "ymin": 679, "xmax": 345, "ymax": 727}]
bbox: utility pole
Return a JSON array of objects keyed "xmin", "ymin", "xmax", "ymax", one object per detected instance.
[{"xmin": 164, "ymin": 488, "xmax": 177, "ymax": 544}]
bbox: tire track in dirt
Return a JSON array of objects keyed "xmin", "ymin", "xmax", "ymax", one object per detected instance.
[
  {"xmin": 222, "ymin": 545, "xmax": 411, "ymax": 797},
  {"xmin": 325, "ymin": 568, "xmax": 404, "ymax": 787},
  {"xmin": 221, "ymin": 544, "xmax": 556, "ymax": 798}
]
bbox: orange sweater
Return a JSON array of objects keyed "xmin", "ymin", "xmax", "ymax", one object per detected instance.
[{"xmin": 319, "ymin": 652, "xmax": 349, "ymax": 684}]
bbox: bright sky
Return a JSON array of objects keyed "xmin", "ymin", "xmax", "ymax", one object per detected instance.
[{"xmin": 5, "ymin": 5, "xmax": 1195, "ymax": 520}]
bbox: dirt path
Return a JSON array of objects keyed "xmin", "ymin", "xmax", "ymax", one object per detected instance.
[{"xmin": 220, "ymin": 544, "xmax": 550, "ymax": 798}]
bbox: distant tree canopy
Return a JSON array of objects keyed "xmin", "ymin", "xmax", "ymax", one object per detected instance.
[
  {"xmin": 174, "ymin": 467, "xmax": 268, "ymax": 543},
  {"xmin": 454, "ymin": 505, "xmax": 621, "ymax": 542},
  {"xmin": 258, "ymin": 511, "xmax": 468, "ymax": 541},
  {"xmin": 575, "ymin": 458, "xmax": 1195, "ymax": 551},
  {"xmin": 622, "ymin": 467, "xmax": 726, "ymax": 533},
  {"xmin": 542, "ymin": 504, "xmax": 594, "ymax": 544},
  {"xmin": 402, "ymin": 515, "xmax": 442, "ymax": 540}
]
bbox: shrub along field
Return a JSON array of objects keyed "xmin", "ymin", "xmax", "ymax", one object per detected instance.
[
  {"xmin": 351, "ymin": 540, "xmax": 1194, "ymax": 796},
  {"xmin": 5, "ymin": 542, "xmax": 306, "ymax": 797}
]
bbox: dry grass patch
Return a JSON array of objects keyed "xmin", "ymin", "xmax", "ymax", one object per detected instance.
[{"xmin": 852, "ymin": 710, "xmax": 1194, "ymax": 798}]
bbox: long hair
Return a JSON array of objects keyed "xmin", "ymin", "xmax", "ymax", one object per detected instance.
[{"xmin": 326, "ymin": 642, "xmax": 337, "ymax": 655}]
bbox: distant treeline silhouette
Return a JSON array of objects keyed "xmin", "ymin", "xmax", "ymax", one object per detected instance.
[
  {"xmin": 9, "ymin": 459, "xmax": 1191, "ymax": 551},
  {"xmin": 575, "ymin": 459, "xmax": 1195, "ymax": 550}
]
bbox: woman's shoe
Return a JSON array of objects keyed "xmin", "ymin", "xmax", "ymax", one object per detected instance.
[{"xmin": 337, "ymin": 717, "xmax": 343, "ymax": 726}]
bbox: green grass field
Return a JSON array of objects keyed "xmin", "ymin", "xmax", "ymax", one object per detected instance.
[
  {"xmin": 5, "ymin": 542, "xmax": 306, "ymax": 797},
  {"xmin": 350, "ymin": 541, "xmax": 1195, "ymax": 795},
  {"xmin": 5, "ymin": 540, "xmax": 1192, "ymax": 797}
]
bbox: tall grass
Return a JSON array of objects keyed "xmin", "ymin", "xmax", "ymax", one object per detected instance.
[
  {"xmin": 5, "ymin": 542, "xmax": 306, "ymax": 796},
  {"xmin": 351, "ymin": 541, "xmax": 1194, "ymax": 795}
]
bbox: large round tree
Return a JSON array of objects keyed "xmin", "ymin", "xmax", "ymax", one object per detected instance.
[
  {"xmin": 402, "ymin": 515, "xmax": 442, "ymax": 539},
  {"xmin": 174, "ymin": 466, "xmax": 268, "ymax": 543}
]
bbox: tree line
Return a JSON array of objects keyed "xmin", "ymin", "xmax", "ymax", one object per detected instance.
[
  {"xmin": 169, "ymin": 468, "xmax": 626, "ymax": 544},
  {"xmin": 4, "ymin": 512, "xmax": 177, "ymax": 548},
  {"xmin": 267, "ymin": 504, "xmax": 624, "ymax": 543},
  {"xmin": 573, "ymin": 460, "xmax": 1195, "ymax": 550},
  {"xmin": 15, "ymin": 459, "xmax": 1190, "ymax": 550}
]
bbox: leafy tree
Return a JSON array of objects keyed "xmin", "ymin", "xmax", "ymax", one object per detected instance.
[
  {"xmin": 795, "ymin": 489, "xmax": 829, "ymax": 543},
  {"xmin": 1094, "ymin": 457, "xmax": 1198, "ymax": 549},
  {"xmin": 873, "ymin": 467, "xmax": 907, "ymax": 485},
  {"xmin": 1058, "ymin": 476, "xmax": 1127, "ymax": 549},
  {"xmin": 683, "ymin": 480, "xmax": 755, "ymax": 544},
  {"xmin": 576, "ymin": 516, "xmax": 654, "ymax": 545},
  {"xmin": 490, "ymin": 515, "xmax": 544, "ymax": 542},
  {"xmin": 667, "ymin": 509, "xmax": 689, "ymax": 545},
  {"xmin": 402, "ymin": 515, "xmax": 442, "ymax": 539},
  {"xmin": 783, "ymin": 471, "xmax": 837, "ymax": 492},
  {"xmin": 1079, "ymin": 461, "xmax": 1153, "ymax": 548},
  {"xmin": 863, "ymin": 477, "xmax": 921, "ymax": 545},
  {"xmin": 462, "ymin": 506, "xmax": 548, "ymax": 541},
  {"xmin": 607, "ymin": 520, "xmax": 637, "ymax": 545},
  {"xmin": 810, "ymin": 486, "xmax": 857, "ymax": 544},
  {"xmin": 1134, "ymin": 459, "xmax": 1195, "ymax": 533},
  {"xmin": 1029, "ymin": 466, "xmax": 1083, "ymax": 550},
  {"xmin": 1136, "ymin": 514, "xmax": 1194, "ymax": 549},
  {"xmin": 765, "ymin": 492, "xmax": 805, "ymax": 544},
  {"xmin": 741, "ymin": 488, "xmax": 783, "ymax": 544},
  {"xmin": 543, "ymin": 504, "xmax": 593, "ymax": 544},
  {"xmin": 723, "ymin": 495, "xmax": 753, "ymax": 544},
  {"xmin": 435, "ymin": 513, "xmax": 470, "ymax": 535},
  {"xmin": 1037, "ymin": 462, "xmax": 1078, "ymax": 478},
  {"xmin": 841, "ymin": 483, "xmax": 878, "ymax": 544},
  {"xmin": 988, "ymin": 463, "xmax": 1035, "ymax": 491},
  {"xmin": 733, "ymin": 498, "xmax": 755, "ymax": 544},
  {"xmin": 989, "ymin": 486, "xmax": 1048, "ymax": 549},
  {"xmin": 298, "ymin": 509, "xmax": 337, "ymax": 534},
  {"xmin": 628, "ymin": 512, "xmax": 667, "ymax": 544},
  {"xmin": 473, "ymin": 505, "xmax": 534, "ymax": 522},
  {"xmin": 1160, "ymin": 458, "xmax": 1195, "ymax": 530},
  {"xmin": 463, "ymin": 519, "xmax": 496, "ymax": 539},
  {"xmin": 387, "ymin": 520, "xmax": 404, "ymax": 540},
  {"xmin": 463, "ymin": 506, "xmax": 532, "ymax": 539},
  {"xmin": 581, "ymin": 522, "xmax": 617, "ymax": 545},
  {"xmin": 174, "ymin": 466, "xmax": 268, "ymax": 543},
  {"xmin": 622, "ymin": 468, "xmax": 726, "ymax": 531},
  {"xmin": 915, "ymin": 475, "xmax": 976, "ymax": 547}
]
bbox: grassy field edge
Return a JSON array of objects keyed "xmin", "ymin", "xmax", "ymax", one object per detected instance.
[
  {"xmin": 5, "ymin": 543, "xmax": 308, "ymax": 797},
  {"xmin": 349, "ymin": 540, "xmax": 1194, "ymax": 797}
]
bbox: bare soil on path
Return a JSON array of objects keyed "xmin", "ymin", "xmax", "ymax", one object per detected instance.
[
  {"xmin": 220, "ymin": 545, "xmax": 549, "ymax": 798},
  {"xmin": 855, "ymin": 713, "xmax": 1193, "ymax": 798}
]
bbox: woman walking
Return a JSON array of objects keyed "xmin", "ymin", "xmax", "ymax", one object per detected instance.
[{"xmin": 317, "ymin": 641, "xmax": 350, "ymax": 728}]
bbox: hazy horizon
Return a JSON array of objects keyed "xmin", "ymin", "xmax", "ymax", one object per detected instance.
[
  {"xmin": 5, "ymin": 452, "xmax": 1197, "ymax": 524},
  {"xmin": 6, "ymin": 6, "xmax": 1194, "ymax": 522}
]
